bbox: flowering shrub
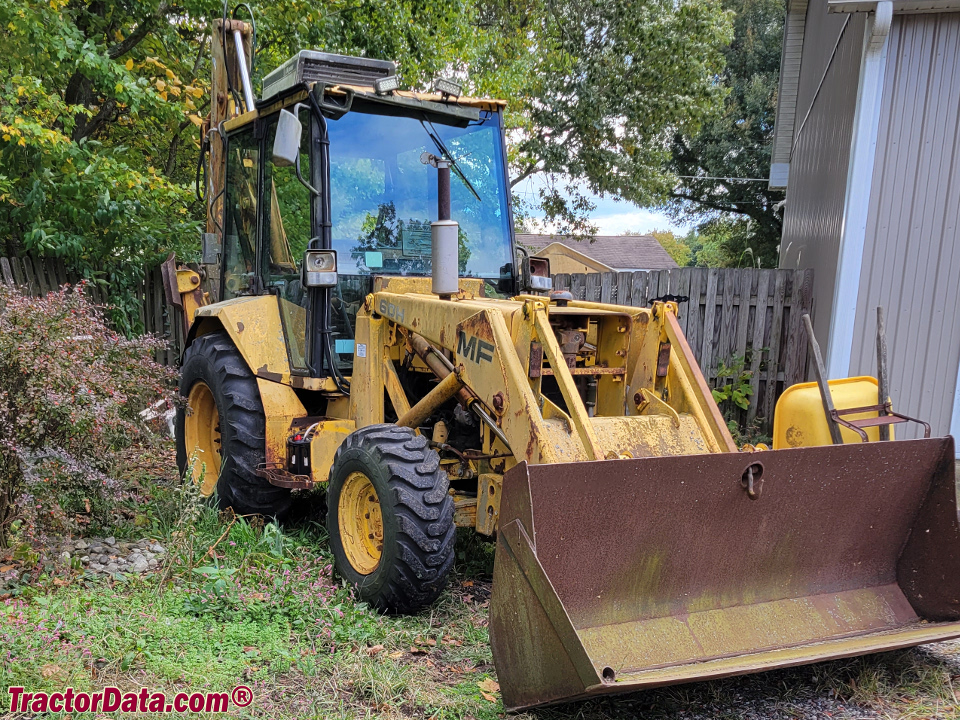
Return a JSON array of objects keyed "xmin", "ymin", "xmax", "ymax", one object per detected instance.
[{"xmin": 0, "ymin": 283, "xmax": 175, "ymax": 545}]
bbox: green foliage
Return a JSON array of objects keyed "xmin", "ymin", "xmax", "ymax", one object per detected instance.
[
  {"xmin": 0, "ymin": 0, "xmax": 211, "ymax": 330},
  {"xmin": 712, "ymin": 355, "xmax": 754, "ymax": 411},
  {"xmin": 726, "ymin": 417, "xmax": 773, "ymax": 448},
  {"xmin": 663, "ymin": 0, "xmax": 785, "ymax": 267},
  {"xmin": 681, "ymin": 219, "xmax": 761, "ymax": 268},
  {"xmin": 0, "ymin": 0, "xmax": 732, "ymax": 314},
  {"xmin": 492, "ymin": 0, "xmax": 733, "ymax": 235},
  {"xmin": 0, "ymin": 471, "xmax": 501, "ymax": 719},
  {"xmin": 4, "ymin": 448, "xmax": 959, "ymax": 719},
  {"xmin": 649, "ymin": 229, "xmax": 694, "ymax": 266}
]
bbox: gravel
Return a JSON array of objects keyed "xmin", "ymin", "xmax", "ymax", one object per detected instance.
[{"xmin": 48, "ymin": 536, "xmax": 167, "ymax": 578}]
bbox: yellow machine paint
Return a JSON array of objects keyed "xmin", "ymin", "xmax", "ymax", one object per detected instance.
[
  {"xmin": 173, "ymin": 27, "xmax": 960, "ymax": 712},
  {"xmin": 186, "ymin": 277, "xmax": 732, "ymax": 508},
  {"xmin": 182, "ymin": 381, "xmax": 221, "ymax": 494}
]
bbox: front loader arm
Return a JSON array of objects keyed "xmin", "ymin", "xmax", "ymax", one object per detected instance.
[
  {"xmin": 358, "ymin": 291, "xmax": 581, "ymax": 463},
  {"xmin": 358, "ymin": 290, "xmax": 733, "ymax": 463}
]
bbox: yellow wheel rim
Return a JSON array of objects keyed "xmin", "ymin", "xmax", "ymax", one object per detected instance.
[
  {"xmin": 338, "ymin": 471, "xmax": 384, "ymax": 575},
  {"xmin": 184, "ymin": 381, "xmax": 222, "ymax": 496}
]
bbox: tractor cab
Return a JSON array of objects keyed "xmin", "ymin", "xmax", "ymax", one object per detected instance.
[{"xmin": 209, "ymin": 50, "xmax": 515, "ymax": 381}]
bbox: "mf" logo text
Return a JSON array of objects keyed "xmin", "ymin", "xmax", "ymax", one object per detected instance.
[{"xmin": 457, "ymin": 332, "xmax": 494, "ymax": 364}]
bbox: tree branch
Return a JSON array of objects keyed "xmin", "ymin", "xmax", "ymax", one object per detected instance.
[
  {"xmin": 670, "ymin": 191, "xmax": 749, "ymax": 216},
  {"xmin": 107, "ymin": 1, "xmax": 170, "ymax": 59},
  {"xmin": 509, "ymin": 162, "xmax": 542, "ymax": 188},
  {"xmin": 164, "ymin": 96, "xmax": 210, "ymax": 177},
  {"xmin": 77, "ymin": 99, "xmax": 118, "ymax": 141},
  {"xmin": 669, "ymin": 191, "xmax": 782, "ymax": 231}
]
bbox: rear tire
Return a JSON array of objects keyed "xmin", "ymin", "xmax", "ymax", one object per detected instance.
[
  {"xmin": 175, "ymin": 331, "xmax": 292, "ymax": 518},
  {"xmin": 327, "ymin": 424, "xmax": 455, "ymax": 613}
]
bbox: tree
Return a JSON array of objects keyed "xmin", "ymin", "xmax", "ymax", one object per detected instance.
[
  {"xmin": 623, "ymin": 229, "xmax": 694, "ymax": 266},
  {"xmin": 652, "ymin": 230, "xmax": 693, "ymax": 267},
  {"xmin": 0, "ymin": 0, "xmax": 483, "ymax": 329},
  {"xmin": 477, "ymin": 0, "xmax": 732, "ymax": 236},
  {"xmin": 0, "ymin": 0, "xmax": 732, "ymax": 329},
  {"xmin": 662, "ymin": 0, "xmax": 785, "ymax": 267},
  {"xmin": 0, "ymin": 0, "xmax": 215, "ymax": 330}
]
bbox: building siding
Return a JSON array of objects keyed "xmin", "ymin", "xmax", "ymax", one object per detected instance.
[
  {"xmin": 770, "ymin": 0, "xmax": 810, "ymax": 177},
  {"xmin": 850, "ymin": 12, "xmax": 960, "ymax": 438},
  {"xmin": 779, "ymin": 4, "xmax": 866, "ymax": 348}
]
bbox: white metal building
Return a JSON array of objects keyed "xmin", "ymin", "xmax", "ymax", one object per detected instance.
[{"xmin": 771, "ymin": 0, "xmax": 960, "ymax": 445}]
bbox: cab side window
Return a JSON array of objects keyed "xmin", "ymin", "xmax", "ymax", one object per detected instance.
[
  {"xmin": 222, "ymin": 129, "xmax": 260, "ymax": 299},
  {"xmin": 263, "ymin": 113, "xmax": 312, "ymax": 372}
]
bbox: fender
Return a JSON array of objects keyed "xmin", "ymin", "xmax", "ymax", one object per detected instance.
[{"xmin": 189, "ymin": 296, "xmax": 292, "ymax": 380}]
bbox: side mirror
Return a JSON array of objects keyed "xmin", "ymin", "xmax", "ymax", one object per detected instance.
[
  {"xmin": 497, "ymin": 261, "xmax": 516, "ymax": 295},
  {"xmin": 272, "ymin": 109, "xmax": 302, "ymax": 168}
]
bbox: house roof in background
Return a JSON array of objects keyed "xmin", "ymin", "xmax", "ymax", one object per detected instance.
[{"xmin": 516, "ymin": 233, "xmax": 678, "ymax": 271}]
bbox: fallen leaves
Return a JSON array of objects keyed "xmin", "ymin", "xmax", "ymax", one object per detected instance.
[
  {"xmin": 478, "ymin": 678, "xmax": 499, "ymax": 693},
  {"xmin": 365, "ymin": 644, "xmax": 384, "ymax": 656},
  {"xmin": 478, "ymin": 678, "xmax": 500, "ymax": 702},
  {"xmin": 40, "ymin": 664, "xmax": 62, "ymax": 678}
]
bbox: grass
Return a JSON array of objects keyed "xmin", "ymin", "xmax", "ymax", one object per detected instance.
[{"xmin": 1, "ymin": 442, "xmax": 959, "ymax": 719}]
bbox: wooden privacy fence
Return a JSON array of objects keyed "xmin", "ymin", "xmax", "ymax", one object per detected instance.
[
  {"xmin": 0, "ymin": 256, "xmax": 816, "ymax": 428},
  {"xmin": 0, "ymin": 255, "xmax": 180, "ymax": 366},
  {"xmin": 552, "ymin": 268, "xmax": 815, "ymax": 429}
]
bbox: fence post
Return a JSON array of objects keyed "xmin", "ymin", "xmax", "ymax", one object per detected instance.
[{"xmin": 746, "ymin": 270, "xmax": 773, "ymax": 425}]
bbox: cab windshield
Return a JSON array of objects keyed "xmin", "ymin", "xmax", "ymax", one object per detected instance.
[
  {"xmin": 240, "ymin": 103, "xmax": 514, "ymax": 375},
  {"xmin": 328, "ymin": 109, "xmax": 512, "ymax": 280}
]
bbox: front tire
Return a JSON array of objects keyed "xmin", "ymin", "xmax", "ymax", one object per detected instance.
[
  {"xmin": 175, "ymin": 331, "xmax": 291, "ymax": 518},
  {"xmin": 327, "ymin": 424, "xmax": 455, "ymax": 613}
]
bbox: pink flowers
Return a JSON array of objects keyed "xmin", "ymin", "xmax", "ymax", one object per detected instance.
[{"xmin": 0, "ymin": 283, "xmax": 175, "ymax": 542}]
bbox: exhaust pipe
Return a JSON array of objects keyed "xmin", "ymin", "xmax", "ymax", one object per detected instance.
[{"xmin": 421, "ymin": 153, "xmax": 459, "ymax": 298}]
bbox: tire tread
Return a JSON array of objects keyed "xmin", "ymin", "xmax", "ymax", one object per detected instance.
[
  {"xmin": 329, "ymin": 424, "xmax": 455, "ymax": 613},
  {"xmin": 175, "ymin": 331, "xmax": 291, "ymax": 518}
]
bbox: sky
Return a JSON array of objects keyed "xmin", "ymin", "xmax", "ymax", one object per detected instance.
[{"xmin": 513, "ymin": 175, "xmax": 693, "ymax": 236}]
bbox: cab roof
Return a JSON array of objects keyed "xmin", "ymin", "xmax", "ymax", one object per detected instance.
[{"xmin": 223, "ymin": 82, "xmax": 505, "ymax": 133}]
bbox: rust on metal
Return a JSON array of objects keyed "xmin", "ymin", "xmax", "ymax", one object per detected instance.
[
  {"xmin": 656, "ymin": 342, "xmax": 671, "ymax": 377},
  {"xmin": 528, "ymin": 341, "xmax": 543, "ymax": 378},
  {"xmin": 160, "ymin": 254, "xmax": 182, "ymax": 310},
  {"xmin": 255, "ymin": 463, "xmax": 314, "ymax": 489},
  {"xmin": 490, "ymin": 437, "xmax": 960, "ymax": 711},
  {"xmin": 830, "ymin": 402, "xmax": 931, "ymax": 440}
]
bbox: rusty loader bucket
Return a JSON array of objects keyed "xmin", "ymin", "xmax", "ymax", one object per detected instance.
[{"xmin": 490, "ymin": 437, "xmax": 960, "ymax": 710}]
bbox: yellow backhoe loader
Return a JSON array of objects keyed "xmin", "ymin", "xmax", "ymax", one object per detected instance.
[{"xmin": 171, "ymin": 20, "xmax": 960, "ymax": 711}]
